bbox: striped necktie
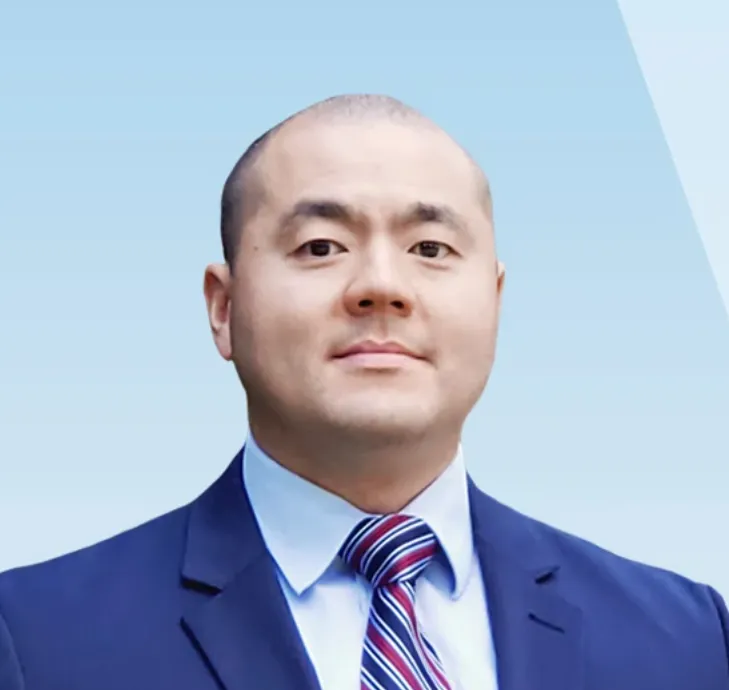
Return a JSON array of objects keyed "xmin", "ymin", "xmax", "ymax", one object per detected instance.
[{"xmin": 339, "ymin": 514, "xmax": 452, "ymax": 690}]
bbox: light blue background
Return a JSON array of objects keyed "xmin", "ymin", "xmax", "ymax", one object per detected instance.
[
  {"xmin": 1, "ymin": 0, "xmax": 727, "ymax": 597},
  {"xmin": 618, "ymin": 0, "xmax": 729, "ymax": 310}
]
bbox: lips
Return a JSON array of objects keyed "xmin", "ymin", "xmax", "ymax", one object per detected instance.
[{"xmin": 333, "ymin": 340, "xmax": 423, "ymax": 360}]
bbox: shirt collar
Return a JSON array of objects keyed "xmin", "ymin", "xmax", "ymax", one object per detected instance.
[{"xmin": 243, "ymin": 433, "xmax": 474, "ymax": 599}]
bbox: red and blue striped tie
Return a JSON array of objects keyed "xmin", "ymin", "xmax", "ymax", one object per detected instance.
[{"xmin": 340, "ymin": 514, "xmax": 452, "ymax": 690}]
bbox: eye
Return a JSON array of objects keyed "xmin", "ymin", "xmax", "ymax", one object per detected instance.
[
  {"xmin": 297, "ymin": 239, "xmax": 347, "ymax": 258},
  {"xmin": 410, "ymin": 241, "xmax": 452, "ymax": 259}
]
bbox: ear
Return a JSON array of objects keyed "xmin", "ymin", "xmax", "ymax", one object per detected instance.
[
  {"xmin": 496, "ymin": 260, "xmax": 506, "ymax": 310},
  {"xmin": 203, "ymin": 263, "xmax": 234, "ymax": 361}
]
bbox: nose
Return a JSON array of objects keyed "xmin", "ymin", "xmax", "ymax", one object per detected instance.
[{"xmin": 343, "ymin": 251, "xmax": 414, "ymax": 319}]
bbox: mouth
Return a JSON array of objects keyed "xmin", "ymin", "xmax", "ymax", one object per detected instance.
[{"xmin": 332, "ymin": 340, "xmax": 425, "ymax": 368}]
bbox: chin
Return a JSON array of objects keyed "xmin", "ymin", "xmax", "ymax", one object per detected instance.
[{"xmin": 324, "ymin": 397, "xmax": 437, "ymax": 440}]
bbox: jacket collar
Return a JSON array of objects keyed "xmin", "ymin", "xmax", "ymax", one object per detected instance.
[{"xmin": 179, "ymin": 449, "xmax": 584, "ymax": 690}]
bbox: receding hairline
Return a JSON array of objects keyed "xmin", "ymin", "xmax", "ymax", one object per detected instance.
[{"xmin": 220, "ymin": 94, "xmax": 492, "ymax": 266}]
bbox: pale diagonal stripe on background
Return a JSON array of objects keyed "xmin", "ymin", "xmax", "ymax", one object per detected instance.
[{"xmin": 618, "ymin": 0, "xmax": 729, "ymax": 316}]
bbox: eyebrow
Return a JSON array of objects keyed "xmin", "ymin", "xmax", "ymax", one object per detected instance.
[
  {"xmin": 278, "ymin": 199, "xmax": 468, "ymax": 235},
  {"xmin": 400, "ymin": 202, "xmax": 467, "ymax": 234},
  {"xmin": 279, "ymin": 200, "xmax": 360, "ymax": 232}
]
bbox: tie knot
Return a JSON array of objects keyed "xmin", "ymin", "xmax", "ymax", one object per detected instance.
[{"xmin": 339, "ymin": 514, "xmax": 438, "ymax": 588}]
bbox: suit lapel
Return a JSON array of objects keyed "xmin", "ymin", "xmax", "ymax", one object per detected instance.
[
  {"xmin": 177, "ymin": 449, "xmax": 584, "ymax": 690},
  {"xmin": 469, "ymin": 481, "xmax": 584, "ymax": 690},
  {"xmin": 179, "ymin": 450, "xmax": 321, "ymax": 690}
]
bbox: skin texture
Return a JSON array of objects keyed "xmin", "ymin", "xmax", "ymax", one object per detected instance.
[{"xmin": 204, "ymin": 107, "xmax": 505, "ymax": 514}]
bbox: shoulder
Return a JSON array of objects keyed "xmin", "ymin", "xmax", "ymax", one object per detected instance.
[
  {"xmin": 470, "ymin": 485, "xmax": 729, "ymax": 637},
  {"xmin": 0, "ymin": 503, "xmax": 191, "ymax": 620},
  {"xmin": 540, "ymin": 512, "xmax": 720, "ymax": 610},
  {"xmin": 534, "ymin": 509, "xmax": 729, "ymax": 673},
  {"xmin": 0, "ymin": 504, "xmax": 200, "ymax": 688}
]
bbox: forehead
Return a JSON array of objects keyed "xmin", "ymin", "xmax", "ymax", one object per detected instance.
[{"xmin": 258, "ymin": 118, "xmax": 486, "ymax": 217}]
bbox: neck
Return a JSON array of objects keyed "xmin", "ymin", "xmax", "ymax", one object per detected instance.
[{"xmin": 248, "ymin": 418, "xmax": 461, "ymax": 514}]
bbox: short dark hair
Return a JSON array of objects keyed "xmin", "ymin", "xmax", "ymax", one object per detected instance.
[{"xmin": 220, "ymin": 128, "xmax": 276, "ymax": 267}]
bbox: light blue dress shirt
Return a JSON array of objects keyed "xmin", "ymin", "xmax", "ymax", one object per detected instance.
[{"xmin": 243, "ymin": 434, "xmax": 498, "ymax": 690}]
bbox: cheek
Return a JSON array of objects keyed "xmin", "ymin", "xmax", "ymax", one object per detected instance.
[
  {"xmin": 431, "ymin": 282, "xmax": 497, "ymax": 347},
  {"xmin": 430, "ymin": 299, "xmax": 498, "ymax": 397},
  {"xmin": 444, "ymin": 322, "xmax": 496, "ymax": 374},
  {"xmin": 234, "ymin": 287, "xmax": 327, "ymax": 373},
  {"xmin": 439, "ymin": 315, "xmax": 496, "ymax": 402}
]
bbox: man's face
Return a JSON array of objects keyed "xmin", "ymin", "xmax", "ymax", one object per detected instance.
[{"xmin": 212, "ymin": 118, "xmax": 504, "ymax": 441}]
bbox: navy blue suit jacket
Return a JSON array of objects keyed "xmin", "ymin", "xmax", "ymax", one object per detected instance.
[{"xmin": 1, "ymin": 449, "xmax": 728, "ymax": 689}]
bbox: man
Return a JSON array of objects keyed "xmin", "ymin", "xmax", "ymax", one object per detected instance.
[{"xmin": 0, "ymin": 94, "xmax": 727, "ymax": 690}]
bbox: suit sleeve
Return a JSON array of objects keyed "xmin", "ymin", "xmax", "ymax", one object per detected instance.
[
  {"xmin": 708, "ymin": 586, "xmax": 729, "ymax": 683},
  {"xmin": 0, "ymin": 606, "xmax": 23, "ymax": 690}
]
